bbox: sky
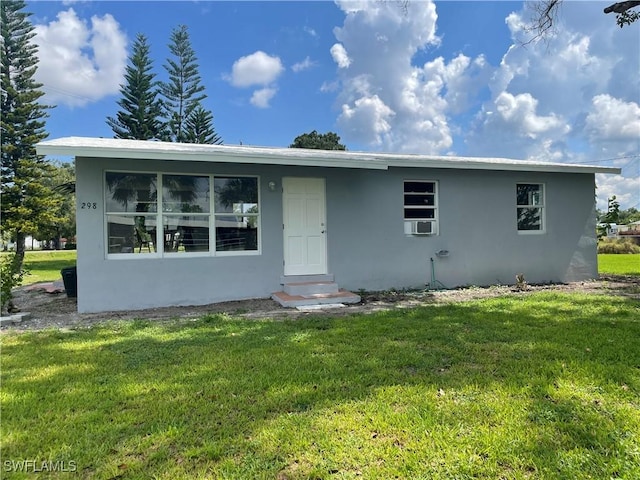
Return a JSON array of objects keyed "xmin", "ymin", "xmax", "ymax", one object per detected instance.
[{"xmin": 26, "ymin": 0, "xmax": 639, "ymax": 211}]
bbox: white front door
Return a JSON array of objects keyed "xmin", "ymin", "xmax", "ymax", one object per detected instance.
[{"xmin": 283, "ymin": 177, "xmax": 327, "ymax": 276}]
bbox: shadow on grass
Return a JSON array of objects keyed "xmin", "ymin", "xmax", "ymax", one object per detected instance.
[{"xmin": 2, "ymin": 293, "xmax": 639, "ymax": 478}]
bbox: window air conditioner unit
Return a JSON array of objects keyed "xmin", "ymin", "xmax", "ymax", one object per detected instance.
[{"xmin": 407, "ymin": 220, "xmax": 435, "ymax": 235}]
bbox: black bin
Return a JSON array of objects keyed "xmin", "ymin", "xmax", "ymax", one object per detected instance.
[{"xmin": 61, "ymin": 266, "xmax": 77, "ymax": 298}]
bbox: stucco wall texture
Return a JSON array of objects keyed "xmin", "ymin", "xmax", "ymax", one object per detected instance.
[{"xmin": 75, "ymin": 156, "xmax": 597, "ymax": 312}]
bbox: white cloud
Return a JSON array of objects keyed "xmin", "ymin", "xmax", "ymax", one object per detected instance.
[
  {"xmin": 494, "ymin": 92, "xmax": 569, "ymax": 138},
  {"xmin": 596, "ymin": 173, "xmax": 640, "ymax": 211},
  {"xmin": 337, "ymin": 95, "xmax": 394, "ymax": 145},
  {"xmin": 330, "ymin": 43, "xmax": 351, "ymax": 69},
  {"xmin": 326, "ymin": 1, "xmax": 638, "ymax": 207},
  {"xmin": 467, "ymin": 4, "xmax": 639, "ymax": 208},
  {"xmin": 303, "ymin": 26, "xmax": 317, "ymax": 38},
  {"xmin": 331, "ymin": 0, "xmax": 472, "ymax": 152},
  {"xmin": 320, "ymin": 81, "xmax": 340, "ymax": 93},
  {"xmin": 586, "ymin": 94, "xmax": 640, "ymax": 142},
  {"xmin": 32, "ymin": 8, "xmax": 127, "ymax": 107},
  {"xmin": 291, "ymin": 56, "xmax": 316, "ymax": 73},
  {"xmin": 229, "ymin": 51, "xmax": 284, "ymax": 88},
  {"xmin": 250, "ymin": 87, "xmax": 277, "ymax": 109},
  {"xmin": 228, "ymin": 51, "xmax": 284, "ymax": 108}
]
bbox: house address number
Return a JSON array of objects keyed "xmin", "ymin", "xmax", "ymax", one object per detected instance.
[{"xmin": 81, "ymin": 202, "xmax": 97, "ymax": 209}]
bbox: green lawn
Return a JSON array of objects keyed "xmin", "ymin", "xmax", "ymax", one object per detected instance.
[
  {"xmin": 1, "ymin": 250, "xmax": 77, "ymax": 284},
  {"xmin": 599, "ymin": 253, "xmax": 640, "ymax": 276},
  {"xmin": 2, "ymin": 292, "xmax": 639, "ymax": 479}
]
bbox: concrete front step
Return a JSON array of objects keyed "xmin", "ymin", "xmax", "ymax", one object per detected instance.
[
  {"xmin": 284, "ymin": 281, "xmax": 339, "ymax": 296},
  {"xmin": 272, "ymin": 290, "xmax": 361, "ymax": 308},
  {"xmin": 280, "ymin": 274, "xmax": 335, "ymax": 284}
]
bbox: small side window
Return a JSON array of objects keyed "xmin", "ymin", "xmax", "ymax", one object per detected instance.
[{"xmin": 516, "ymin": 183, "xmax": 545, "ymax": 233}]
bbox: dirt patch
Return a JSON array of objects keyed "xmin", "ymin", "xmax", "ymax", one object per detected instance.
[{"xmin": 2, "ymin": 275, "xmax": 638, "ymax": 332}]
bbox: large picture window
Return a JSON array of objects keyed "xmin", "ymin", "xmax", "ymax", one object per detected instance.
[
  {"xmin": 403, "ymin": 180, "xmax": 438, "ymax": 235},
  {"xmin": 516, "ymin": 183, "xmax": 545, "ymax": 233},
  {"xmin": 105, "ymin": 172, "xmax": 260, "ymax": 257}
]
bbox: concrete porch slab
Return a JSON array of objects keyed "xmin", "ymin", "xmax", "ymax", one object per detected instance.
[{"xmin": 272, "ymin": 289, "xmax": 361, "ymax": 308}]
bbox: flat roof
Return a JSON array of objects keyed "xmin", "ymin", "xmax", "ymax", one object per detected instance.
[{"xmin": 36, "ymin": 136, "xmax": 621, "ymax": 175}]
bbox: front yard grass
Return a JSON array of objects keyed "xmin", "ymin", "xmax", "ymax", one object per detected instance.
[
  {"xmin": 2, "ymin": 292, "xmax": 639, "ymax": 479},
  {"xmin": 599, "ymin": 253, "xmax": 640, "ymax": 276},
  {"xmin": 0, "ymin": 250, "xmax": 78, "ymax": 284},
  {"xmin": 23, "ymin": 250, "xmax": 76, "ymax": 284}
]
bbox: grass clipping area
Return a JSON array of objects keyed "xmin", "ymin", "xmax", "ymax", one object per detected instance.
[{"xmin": 2, "ymin": 292, "xmax": 639, "ymax": 479}]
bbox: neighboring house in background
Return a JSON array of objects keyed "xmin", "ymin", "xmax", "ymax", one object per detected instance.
[
  {"xmin": 36, "ymin": 137, "xmax": 620, "ymax": 313},
  {"xmin": 597, "ymin": 223, "xmax": 620, "ymax": 237},
  {"xmin": 627, "ymin": 220, "xmax": 640, "ymax": 232}
]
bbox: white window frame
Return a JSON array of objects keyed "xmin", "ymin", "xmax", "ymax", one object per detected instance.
[
  {"xmin": 104, "ymin": 170, "xmax": 261, "ymax": 259},
  {"xmin": 403, "ymin": 180, "xmax": 439, "ymax": 236},
  {"xmin": 516, "ymin": 182, "xmax": 546, "ymax": 235}
]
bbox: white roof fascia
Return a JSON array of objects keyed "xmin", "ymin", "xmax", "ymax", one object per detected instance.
[
  {"xmin": 35, "ymin": 137, "xmax": 388, "ymax": 170},
  {"xmin": 390, "ymin": 157, "xmax": 621, "ymax": 174},
  {"xmin": 36, "ymin": 136, "xmax": 621, "ymax": 175}
]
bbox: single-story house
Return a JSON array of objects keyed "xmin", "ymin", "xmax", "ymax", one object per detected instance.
[
  {"xmin": 597, "ymin": 222, "xmax": 620, "ymax": 237},
  {"xmin": 36, "ymin": 137, "xmax": 620, "ymax": 313},
  {"xmin": 627, "ymin": 220, "xmax": 640, "ymax": 232}
]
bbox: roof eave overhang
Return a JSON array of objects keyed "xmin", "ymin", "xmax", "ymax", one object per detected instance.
[
  {"xmin": 35, "ymin": 143, "xmax": 390, "ymax": 170},
  {"xmin": 389, "ymin": 159, "xmax": 621, "ymax": 175},
  {"xmin": 35, "ymin": 137, "xmax": 622, "ymax": 175}
]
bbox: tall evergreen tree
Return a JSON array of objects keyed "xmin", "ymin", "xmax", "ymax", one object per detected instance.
[
  {"xmin": 106, "ymin": 33, "xmax": 164, "ymax": 140},
  {"xmin": 160, "ymin": 25, "xmax": 209, "ymax": 143},
  {"xmin": 1, "ymin": 0, "xmax": 59, "ymax": 273},
  {"xmin": 184, "ymin": 106, "xmax": 223, "ymax": 145},
  {"xmin": 35, "ymin": 160, "xmax": 76, "ymax": 249}
]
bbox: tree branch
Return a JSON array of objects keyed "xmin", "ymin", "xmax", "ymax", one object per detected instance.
[{"xmin": 604, "ymin": 1, "xmax": 640, "ymax": 14}]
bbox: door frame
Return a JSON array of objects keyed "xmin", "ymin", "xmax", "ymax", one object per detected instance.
[{"xmin": 282, "ymin": 177, "xmax": 327, "ymax": 276}]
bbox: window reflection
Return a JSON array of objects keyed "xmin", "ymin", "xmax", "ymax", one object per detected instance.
[
  {"xmin": 105, "ymin": 173, "xmax": 157, "ymax": 213},
  {"xmin": 162, "ymin": 175, "xmax": 209, "ymax": 213},
  {"xmin": 163, "ymin": 215, "xmax": 209, "ymax": 253},
  {"xmin": 214, "ymin": 177, "xmax": 259, "ymax": 252},
  {"xmin": 215, "ymin": 216, "xmax": 258, "ymax": 251},
  {"xmin": 105, "ymin": 173, "xmax": 260, "ymax": 256},
  {"xmin": 516, "ymin": 184, "xmax": 544, "ymax": 232},
  {"xmin": 107, "ymin": 215, "xmax": 156, "ymax": 254}
]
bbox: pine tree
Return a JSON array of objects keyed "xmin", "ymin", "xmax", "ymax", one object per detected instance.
[
  {"xmin": 160, "ymin": 25, "xmax": 208, "ymax": 143},
  {"xmin": 1, "ymin": 0, "xmax": 59, "ymax": 285},
  {"xmin": 106, "ymin": 33, "xmax": 164, "ymax": 140},
  {"xmin": 184, "ymin": 106, "xmax": 223, "ymax": 145}
]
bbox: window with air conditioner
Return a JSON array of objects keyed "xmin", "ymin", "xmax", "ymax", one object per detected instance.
[{"xmin": 403, "ymin": 180, "xmax": 438, "ymax": 235}]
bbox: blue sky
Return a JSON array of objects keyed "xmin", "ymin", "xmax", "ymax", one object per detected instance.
[{"xmin": 28, "ymin": 1, "xmax": 639, "ymax": 210}]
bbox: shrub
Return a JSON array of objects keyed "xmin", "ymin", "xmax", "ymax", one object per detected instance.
[
  {"xmin": 597, "ymin": 238, "xmax": 640, "ymax": 254},
  {"xmin": 1, "ymin": 253, "xmax": 27, "ymax": 313},
  {"xmin": 64, "ymin": 243, "xmax": 77, "ymax": 250}
]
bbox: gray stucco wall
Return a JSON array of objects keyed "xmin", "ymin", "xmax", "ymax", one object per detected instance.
[{"xmin": 75, "ymin": 156, "xmax": 598, "ymax": 312}]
